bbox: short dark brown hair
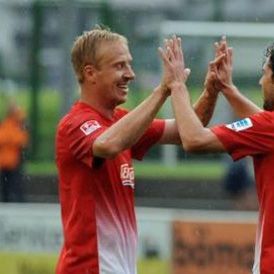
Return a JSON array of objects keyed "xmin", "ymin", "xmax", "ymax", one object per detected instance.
[{"xmin": 265, "ymin": 43, "xmax": 274, "ymax": 79}]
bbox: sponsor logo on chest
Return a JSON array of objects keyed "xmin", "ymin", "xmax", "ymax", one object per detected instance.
[{"xmin": 120, "ymin": 163, "xmax": 135, "ymax": 189}]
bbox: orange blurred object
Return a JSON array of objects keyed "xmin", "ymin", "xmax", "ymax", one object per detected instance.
[{"xmin": 0, "ymin": 104, "xmax": 28, "ymax": 170}]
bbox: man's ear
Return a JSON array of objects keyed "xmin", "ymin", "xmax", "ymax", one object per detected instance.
[{"xmin": 83, "ymin": 64, "xmax": 97, "ymax": 83}]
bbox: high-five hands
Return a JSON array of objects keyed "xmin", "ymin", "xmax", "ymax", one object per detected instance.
[
  {"xmin": 158, "ymin": 35, "xmax": 234, "ymax": 96},
  {"xmin": 158, "ymin": 35, "xmax": 190, "ymax": 95},
  {"xmin": 205, "ymin": 36, "xmax": 234, "ymax": 92}
]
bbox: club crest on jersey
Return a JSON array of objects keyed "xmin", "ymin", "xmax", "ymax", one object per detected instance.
[
  {"xmin": 225, "ymin": 118, "xmax": 253, "ymax": 132},
  {"xmin": 80, "ymin": 120, "xmax": 101, "ymax": 135},
  {"xmin": 120, "ymin": 163, "xmax": 135, "ymax": 189}
]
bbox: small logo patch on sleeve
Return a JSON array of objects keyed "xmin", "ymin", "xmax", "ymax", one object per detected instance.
[
  {"xmin": 80, "ymin": 120, "xmax": 101, "ymax": 135},
  {"xmin": 225, "ymin": 118, "xmax": 253, "ymax": 132}
]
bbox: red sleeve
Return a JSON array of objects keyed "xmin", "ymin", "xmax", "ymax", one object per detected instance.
[
  {"xmin": 64, "ymin": 115, "xmax": 107, "ymax": 168},
  {"xmin": 211, "ymin": 111, "xmax": 274, "ymax": 161},
  {"xmin": 131, "ymin": 119, "xmax": 165, "ymax": 160}
]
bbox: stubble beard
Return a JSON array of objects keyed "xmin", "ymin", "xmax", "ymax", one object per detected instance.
[{"xmin": 263, "ymin": 99, "xmax": 274, "ymax": 111}]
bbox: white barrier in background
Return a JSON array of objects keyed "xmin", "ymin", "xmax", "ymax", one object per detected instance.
[
  {"xmin": 0, "ymin": 203, "xmax": 258, "ymax": 259},
  {"xmin": 0, "ymin": 203, "xmax": 62, "ymax": 252}
]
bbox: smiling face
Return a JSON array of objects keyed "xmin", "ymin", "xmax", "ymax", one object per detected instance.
[
  {"xmin": 91, "ymin": 40, "xmax": 135, "ymax": 108},
  {"xmin": 259, "ymin": 57, "xmax": 274, "ymax": 111}
]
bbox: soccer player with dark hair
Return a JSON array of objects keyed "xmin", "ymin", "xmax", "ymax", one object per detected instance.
[{"xmin": 169, "ymin": 36, "xmax": 274, "ymax": 274}]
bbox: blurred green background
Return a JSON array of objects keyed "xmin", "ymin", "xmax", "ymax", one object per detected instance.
[
  {"xmin": 0, "ymin": 0, "xmax": 267, "ymax": 178},
  {"xmin": 0, "ymin": 87, "xmax": 263, "ymax": 177}
]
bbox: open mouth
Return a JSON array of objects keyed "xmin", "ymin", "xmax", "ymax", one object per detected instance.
[{"xmin": 117, "ymin": 84, "xmax": 129, "ymax": 93}]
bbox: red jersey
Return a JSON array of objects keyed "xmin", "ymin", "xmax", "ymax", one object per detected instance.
[
  {"xmin": 211, "ymin": 111, "xmax": 274, "ymax": 274},
  {"xmin": 55, "ymin": 101, "xmax": 165, "ymax": 274}
]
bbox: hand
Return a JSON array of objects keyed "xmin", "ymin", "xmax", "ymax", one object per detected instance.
[
  {"xmin": 204, "ymin": 53, "xmax": 226, "ymax": 93},
  {"xmin": 214, "ymin": 37, "xmax": 234, "ymax": 89},
  {"xmin": 204, "ymin": 37, "xmax": 234, "ymax": 93},
  {"xmin": 158, "ymin": 36, "xmax": 190, "ymax": 95}
]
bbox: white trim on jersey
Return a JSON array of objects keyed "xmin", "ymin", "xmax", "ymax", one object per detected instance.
[
  {"xmin": 252, "ymin": 212, "xmax": 265, "ymax": 274},
  {"xmin": 96, "ymin": 207, "xmax": 137, "ymax": 274}
]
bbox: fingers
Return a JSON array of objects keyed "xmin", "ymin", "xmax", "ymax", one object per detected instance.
[
  {"xmin": 211, "ymin": 53, "xmax": 226, "ymax": 67},
  {"xmin": 164, "ymin": 39, "xmax": 172, "ymax": 54},
  {"xmin": 158, "ymin": 42, "xmax": 177, "ymax": 70},
  {"xmin": 159, "ymin": 35, "xmax": 188, "ymax": 87},
  {"xmin": 176, "ymin": 36, "xmax": 185, "ymax": 66},
  {"xmin": 160, "ymin": 38, "xmax": 177, "ymax": 63},
  {"xmin": 159, "ymin": 35, "xmax": 180, "ymax": 60},
  {"xmin": 177, "ymin": 37, "xmax": 182, "ymax": 57},
  {"xmin": 227, "ymin": 47, "xmax": 233, "ymax": 67},
  {"xmin": 213, "ymin": 36, "xmax": 234, "ymax": 70},
  {"xmin": 184, "ymin": 68, "xmax": 191, "ymax": 81},
  {"xmin": 158, "ymin": 47, "xmax": 170, "ymax": 66},
  {"xmin": 214, "ymin": 36, "xmax": 225, "ymax": 57},
  {"xmin": 162, "ymin": 39, "xmax": 175, "ymax": 63},
  {"xmin": 221, "ymin": 36, "xmax": 229, "ymax": 65},
  {"xmin": 167, "ymin": 45, "xmax": 176, "ymax": 62},
  {"xmin": 164, "ymin": 36, "xmax": 183, "ymax": 61},
  {"xmin": 208, "ymin": 62, "xmax": 218, "ymax": 76},
  {"xmin": 172, "ymin": 35, "xmax": 183, "ymax": 61},
  {"xmin": 160, "ymin": 35, "xmax": 186, "ymax": 69},
  {"xmin": 214, "ymin": 42, "xmax": 222, "ymax": 58},
  {"xmin": 214, "ymin": 36, "xmax": 227, "ymax": 56}
]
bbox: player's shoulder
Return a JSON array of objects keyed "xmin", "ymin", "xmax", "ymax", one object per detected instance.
[
  {"xmin": 229, "ymin": 110, "xmax": 274, "ymax": 130},
  {"xmin": 250, "ymin": 110, "xmax": 274, "ymax": 125},
  {"xmin": 57, "ymin": 102, "xmax": 100, "ymax": 133}
]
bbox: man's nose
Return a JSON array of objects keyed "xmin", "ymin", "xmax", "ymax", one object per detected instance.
[{"xmin": 125, "ymin": 66, "xmax": 135, "ymax": 80}]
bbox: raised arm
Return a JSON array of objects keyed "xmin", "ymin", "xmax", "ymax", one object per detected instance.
[
  {"xmin": 192, "ymin": 88, "xmax": 219, "ymax": 127},
  {"xmin": 192, "ymin": 58, "xmax": 223, "ymax": 126},
  {"xmin": 93, "ymin": 85, "xmax": 168, "ymax": 158},
  {"xmin": 158, "ymin": 39, "xmax": 224, "ymax": 145},
  {"xmin": 222, "ymin": 85, "xmax": 262, "ymax": 118},
  {"xmin": 215, "ymin": 37, "xmax": 262, "ymax": 117},
  {"xmin": 93, "ymin": 38, "xmax": 189, "ymax": 158},
  {"xmin": 171, "ymin": 82, "xmax": 225, "ymax": 153},
  {"xmin": 160, "ymin": 36, "xmax": 226, "ymax": 152}
]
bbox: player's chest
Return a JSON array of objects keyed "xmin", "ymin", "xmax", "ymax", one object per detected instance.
[{"xmin": 104, "ymin": 150, "xmax": 135, "ymax": 190}]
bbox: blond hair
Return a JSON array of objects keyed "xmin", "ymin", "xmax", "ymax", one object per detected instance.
[{"xmin": 71, "ymin": 26, "xmax": 127, "ymax": 83}]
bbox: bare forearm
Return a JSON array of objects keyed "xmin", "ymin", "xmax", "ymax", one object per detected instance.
[
  {"xmin": 159, "ymin": 88, "xmax": 216, "ymax": 145},
  {"xmin": 171, "ymin": 84, "xmax": 205, "ymax": 146},
  {"xmin": 171, "ymin": 84, "xmax": 224, "ymax": 153},
  {"xmin": 94, "ymin": 86, "xmax": 167, "ymax": 157},
  {"xmin": 223, "ymin": 85, "xmax": 262, "ymax": 118},
  {"xmin": 193, "ymin": 88, "xmax": 219, "ymax": 126}
]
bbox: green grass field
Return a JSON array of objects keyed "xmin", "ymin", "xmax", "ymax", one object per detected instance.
[
  {"xmin": 25, "ymin": 160, "xmax": 225, "ymax": 180},
  {"xmin": 0, "ymin": 252, "xmax": 169, "ymax": 274}
]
